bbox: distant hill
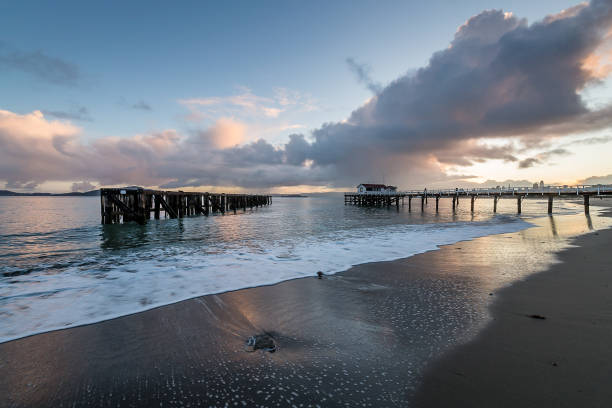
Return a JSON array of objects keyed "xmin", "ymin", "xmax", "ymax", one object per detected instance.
[{"xmin": 0, "ymin": 189, "xmax": 100, "ymax": 197}]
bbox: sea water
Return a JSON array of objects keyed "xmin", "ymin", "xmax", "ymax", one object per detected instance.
[{"xmin": 0, "ymin": 193, "xmax": 584, "ymax": 343}]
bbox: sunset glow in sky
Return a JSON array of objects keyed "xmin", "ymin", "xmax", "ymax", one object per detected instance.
[{"xmin": 1, "ymin": 0, "xmax": 612, "ymax": 192}]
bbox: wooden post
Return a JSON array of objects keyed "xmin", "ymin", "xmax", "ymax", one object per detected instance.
[
  {"xmin": 421, "ymin": 195, "xmax": 425, "ymax": 212},
  {"xmin": 435, "ymin": 196, "xmax": 439, "ymax": 212},
  {"xmin": 154, "ymin": 195, "xmax": 160, "ymax": 219},
  {"xmin": 584, "ymin": 195, "xmax": 590, "ymax": 214},
  {"xmin": 100, "ymin": 192, "xmax": 105, "ymax": 224},
  {"xmin": 547, "ymin": 195, "xmax": 553, "ymax": 214},
  {"xmin": 517, "ymin": 196, "xmax": 522, "ymax": 214},
  {"xmin": 493, "ymin": 195, "xmax": 498, "ymax": 213},
  {"xmin": 452, "ymin": 195, "xmax": 456, "ymax": 212},
  {"xmin": 470, "ymin": 195, "xmax": 475, "ymax": 213},
  {"xmin": 408, "ymin": 196, "xmax": 412, "ymax": 212}
]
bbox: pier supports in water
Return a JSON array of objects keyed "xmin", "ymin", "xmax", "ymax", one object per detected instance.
[
  {"xmin": 344, "ymin": 188, "xmax": 607, "ymax": 215},
  {"xmin": 101, "ymin": 188, "xmax": 272, "ymax": 224},
  {"xmin": 344, "ymin": 194, "xmax": 405, "ymax": 208},
  {"xmin": 548, "ymin": 196, "xmax": 553, "ymax": 214}
]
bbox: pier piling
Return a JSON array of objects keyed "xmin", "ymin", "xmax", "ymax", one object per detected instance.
[
  {"xmin": 548, "ymin": 196, "xmax": 553, "ymax": 214},
  {"xmin": 100, "ymin": 188, "xmax": 271, "ymax": 224},
  {"xmin": 344, "ymin": 185, "xmax": 612, "ymax": 216}
]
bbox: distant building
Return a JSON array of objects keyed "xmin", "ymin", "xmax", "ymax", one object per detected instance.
[
  {"xmin": 540, "ymin": 180, "xmax": 544, "ymax": 188},
  {"xmin": 533, "ymin": 182, "xmax": 539, "ymax": 189},
  {"xmin": 357, "ymin": 184, "xmax": 398, "ymax": 194}
]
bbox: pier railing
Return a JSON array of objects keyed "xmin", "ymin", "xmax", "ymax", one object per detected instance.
[
  {"xmin": 344, "ymin": 184, "xmax": 612, "ymax": 214},
  {"xmin": 400, "ymin": 184, "xmax": 612, "ymax": 196}
]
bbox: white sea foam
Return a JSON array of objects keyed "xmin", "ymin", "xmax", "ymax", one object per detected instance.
[{"xmin": 0, "ymin": 218, "xmax": 532, "ymax": 343}]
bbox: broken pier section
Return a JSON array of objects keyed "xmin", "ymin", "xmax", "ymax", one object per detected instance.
[{"xmin": 101, "ymin": 187, "xmax": 271, "ymax": 224}]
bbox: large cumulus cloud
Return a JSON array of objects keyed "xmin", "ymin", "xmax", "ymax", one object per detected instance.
[
  {"xmin": 291, "ymin": 0, "xmax": 612, "ymax": 181},
  {"xmin": 2, "ymin": 0, "xmax": 612, "ymax": 190}
]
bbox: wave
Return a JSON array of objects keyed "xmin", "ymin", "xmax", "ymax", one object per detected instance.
[{"xmin": 0, "ymin": 216, "xmax": 533, "ymax": 344}]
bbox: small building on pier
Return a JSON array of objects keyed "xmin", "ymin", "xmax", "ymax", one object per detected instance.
[{"xmin": 357, "ymin": 184, "xmax": 397, "ymax": 194}]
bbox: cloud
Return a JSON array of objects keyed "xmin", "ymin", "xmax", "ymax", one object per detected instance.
[
  {"xmin": 517, "ymin": 157, "xmax": 541, "ymax": 169},
  {"xmin": 41, "ymin": 107, "xmax": 92, "ymax": 122},
  {"xmin": 191, "ymin": 118, "xmax": 246, "ymax": 149},
  {"xmin": 71, "ymin": 181, "xmax": 97, "ymax": 192},
  {"xmin": 517, "ymin": 148, "xmax": 571, "ymax": 168},
  {"xmin": 0, "ymin": 43, "xmax": 80, "ymax": 86},
  {"xmin": 179, "ymin": 87, "xmax": 318, "ymax": 122},
  {"xmin": 346, "ymin": 57, "xmax": 382, "ymax": 94},
  {"xmin": 579, "ymin": 173, "xmax": 612, "ymax": 184},
  {"xmin": 279, "ymin": 0, "xmax": 612, "ymax": 185},
  {"xmin": 561, "ymin": 134, "xmax": 612, "ymax": 146},
  {"xmin": 132, "ymin": 100, "xmax": 152, "ymax": 111},
  {"xmin": 0, "ymin": 110, "xmax": 82, "ymax": 187},
  {"xmin": 0, "ymin": 110, "xmax": 332, "ymax": 190},
  {"xmin": 5, "ymin": 180, "xmax": 39, "ymax": 190}
]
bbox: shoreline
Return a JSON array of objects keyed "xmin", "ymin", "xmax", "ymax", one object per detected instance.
[
  {"xmin": 0, "ymin": 214, "xmax": 533, "ymax": 345},
  {"xmin": 414, "ymin": 209, "xmax": 612, "ymax": 407},
  {"xmin": 0, "ymin": 208, "xmax": 610, "ymax": 407}
]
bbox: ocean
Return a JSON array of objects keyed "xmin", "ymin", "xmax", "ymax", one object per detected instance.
[{"xmin": 0, "ymin": 193, "xmax": 590, "ymax": 343}]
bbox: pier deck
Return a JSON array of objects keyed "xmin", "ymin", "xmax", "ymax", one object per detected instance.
[
  {"xmin": 345, "ymin": 185, "xmax": 612, "ymax": 214},
  {"xmin": 101, "ymin": 187, "xmax": 271, "ymax": 224}
]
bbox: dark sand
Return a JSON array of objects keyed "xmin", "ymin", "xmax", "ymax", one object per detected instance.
[
  {"xmin": 415, "ymin": 218, "xmax": 612, "ymax": 407},
  {"xmin": 0, "ymin": 208, "xmax": 610, "ymax": 407}
]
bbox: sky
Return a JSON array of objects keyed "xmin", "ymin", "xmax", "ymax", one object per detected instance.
[{"xmin": 1, "ymin": 0, "xmax": 612, "ymax": 193}]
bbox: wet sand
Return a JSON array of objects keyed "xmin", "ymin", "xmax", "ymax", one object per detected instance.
[
  {"xmin": 0, "ymin": 208, "xmax": 609, "ymax": 407},
  {"xmin": 416, "ymin": 211, "xmax": 612, "ymax": 407}
]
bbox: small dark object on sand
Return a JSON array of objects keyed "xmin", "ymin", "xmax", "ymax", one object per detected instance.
[
  {"xmin": 317, "ymin": 271, "xmax": 323, "ymax": 279},
  {"xmin": 527, "ymin": 314, "xmax": 547, "ymax": 320},
  {"xmin": 552, "ymin": 362, "xmax": 558, "ymax": 367},
  {"xmin": 246, "ymin": 334, "xmax": 276, "ymax": 353}
]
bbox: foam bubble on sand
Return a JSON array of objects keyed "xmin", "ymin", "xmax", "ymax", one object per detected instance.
[{"xmin": 0, "ymin": 218, "xmax": 532, "ymax": 343}]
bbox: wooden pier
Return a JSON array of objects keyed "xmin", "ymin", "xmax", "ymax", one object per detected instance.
[
  {"xmin": 345, "ymin": 185, "xmax": 612, "ymax": 214},
  {"xmin": 101, "ymin": 187, "xmax": 271, "ymax": 224}
]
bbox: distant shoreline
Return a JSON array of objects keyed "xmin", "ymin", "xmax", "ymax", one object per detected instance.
[
  {"xmin": 0, "ymin": 190, "xmax": 312, "ymax": 198},
  {"xmin": 0, "ymin": 189, "xmax": 100, "ymax": 197}
]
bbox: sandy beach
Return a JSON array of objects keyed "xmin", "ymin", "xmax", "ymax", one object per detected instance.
[
  {"xmin": 0, "ymin": 207, "xmax": 610, "ymax": 407},
  {"xmin": 416, "ymin": 209, "xmax": 612, "ymax": 407}
]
